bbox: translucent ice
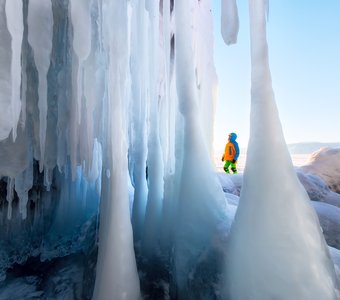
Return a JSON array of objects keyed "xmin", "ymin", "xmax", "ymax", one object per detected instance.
[
  {"xmin": 27, "ymin": 0, "xmax": 53, "ymax": 172},
  {"xmin": 5, "ymin": 0, "xmax": 23, "ymax": 141},
  {"xmin": 225, "ymin": 0, "xmax": 339, "ymax": 299},
  {"xmin": 221, "ymin": 0, "xmax": 239, "ymax": 45},
  {"xmin": 0, "ymin": 0, "xmax": 13, "ymax": 140}
]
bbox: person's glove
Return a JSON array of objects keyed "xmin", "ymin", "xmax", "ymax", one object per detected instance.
[
  {"xmin": 221, "ymin": 155, "xmax": 224, "ymax": 162},
  {"xmin": 232, "ymin": 159, "xmax": 237, "ymax": 163}
]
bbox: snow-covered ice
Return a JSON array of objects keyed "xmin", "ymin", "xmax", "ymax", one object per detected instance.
[{"xmin": 301, "ymin": 147, "xmax": 340, "ymax": 193}]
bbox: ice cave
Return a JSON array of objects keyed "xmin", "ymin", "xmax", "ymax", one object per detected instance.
[{"xmin": 0, "ymin": 0, "xmax": 339, "ymax": 299}]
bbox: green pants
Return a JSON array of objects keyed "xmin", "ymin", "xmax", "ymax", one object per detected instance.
[{"xmin": 224, "ymin": 160, "xmax": 237, "ymax": 174}]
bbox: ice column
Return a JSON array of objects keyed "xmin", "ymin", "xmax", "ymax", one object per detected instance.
[
  {"xmin": 193, "ymin": 1, "xmax": 218, "ymax": 156},
  {"xmin": 0, "ymin": 0, "xmax": 13, "ymax": 140},
  {"xmin": 142, "ymin": 0, "xmax": 165, "ymax": 257},
  {"xmin": 174, "ymin": 0, "xmax": 229, "ymax": 297},
  {"xmin": 92, "ymin": 1, "xmax": 140, "ymax": 299},
  {"xmin": 5, "ymin": 0, "xmax": 23, "ymax": 141},
  {"xmin": 225, "ymin": 0, "xmax": 339, "ymax": 299},
  {"xmin": 130, "ymin": 0, "xmax": 148, "ymax": 242},
  {"xmin": 27, "ymin": 0, "xmax": 53, "ymax": 172}
]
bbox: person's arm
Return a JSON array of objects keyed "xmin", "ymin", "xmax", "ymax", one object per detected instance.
[{"xmin": 233, "ymin": 141, "xmax": 240, "ymax": 161}]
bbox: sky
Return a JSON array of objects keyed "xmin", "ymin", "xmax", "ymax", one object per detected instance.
[{"xmin": 211, "ymin": 0, "xmax": 340, "ymax": 149}]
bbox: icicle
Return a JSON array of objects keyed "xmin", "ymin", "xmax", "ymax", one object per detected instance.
[
  {"xmin": 0, "ymin": 0, "xmax": 13, "ymax": 141},
  {"xmin": 69, "ymin": 0, "xmax": 92, "ymax": 126},
  {"xmin": 5, "ymin": 0, "xmax": 23, "ymax": 142},
  {"xmin": 15, "ymin": 155, "xmax": 33, "ymax": 220},
  {"xmin": 225, "ymin": 0, "xmax": 339, "ymax": 299},
  {"xmin": 27, "ymin": 0, "xmax": 53, "ymax": 172},
  {"xmin": 6, "ymin": 178, "xmax": 15, "ymax": 220},
  {"xmin": 83, "ymin": 51, "xmax": 96, "ymax": 174},
  {"xmin": 221, "ymin": 0, "xmax": 239, "ymax": 45},
  {"xmin": 142, "ymin": 0, "xmax": 165, "ymax": 257},
  {"xmin": 130, "ymin": 0, "xmax": 149, "ymax": 242}
]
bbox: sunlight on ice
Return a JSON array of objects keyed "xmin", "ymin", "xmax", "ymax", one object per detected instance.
[{"xmin": 224, "ymin": 0, "xmax": 339, "ymax": 299}]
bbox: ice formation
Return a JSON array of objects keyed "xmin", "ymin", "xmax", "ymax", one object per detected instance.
[
  {"xmin": 0, "ymin": 0, "xmax": 222, "ymax": 298},
  {"xmin": 221, "ymin": 0, "xmax": 239, "ymax": 45},
  {"xmin": 0, "ymin": 0, "xmax": 338, "ymax": 299},
  {"xmin": 0, "ymin": 0, "xmax": 12, "ymax": 140},
  {"xmin": 225, "ymin": 0, "xmax": 339, "ymax": 299},
  {"xmin": 301, "ymin": 147, "xmax": 340, "ymax": 193}
]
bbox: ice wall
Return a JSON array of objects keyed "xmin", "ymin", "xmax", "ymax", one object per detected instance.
[
  {"xmin": 4, "ymin": 0, "xmax": 337, "ymax": 299},
  {"xmin": 225, "ymin": 0, "xmax": 339, "ymax": 299}
]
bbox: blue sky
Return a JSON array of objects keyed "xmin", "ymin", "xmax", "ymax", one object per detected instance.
[{"xmin": 212, "ymin": 0, "xmax": 340, "ymax": 148}]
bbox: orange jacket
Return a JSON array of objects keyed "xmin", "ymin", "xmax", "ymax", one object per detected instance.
[{"xmin": 222, "ymin": 142, "xmax": 237, "ymax": 161}]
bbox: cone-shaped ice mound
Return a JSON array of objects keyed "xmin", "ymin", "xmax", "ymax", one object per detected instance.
[{"xmin": 225, "ymin": 0, "xmax": 339, "ymax": 299}]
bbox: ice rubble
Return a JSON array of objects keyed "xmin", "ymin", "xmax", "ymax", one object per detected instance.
[
  {"xmin": 301, "ymin": 147, "xmax": 340, "ymax": 193},
  {"xmin": 0, "ymin": 0, "xmax": 338, "ymax": 299}
]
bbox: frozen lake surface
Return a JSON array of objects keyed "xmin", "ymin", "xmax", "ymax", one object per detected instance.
[{"xmin": 214, "ymin": 152, "xmax": 310, "ymax": 173}]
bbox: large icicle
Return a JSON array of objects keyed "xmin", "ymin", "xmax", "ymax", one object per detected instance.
[
  {"xmin": 193, "ymin": 0, "xmax": 218, "ymax": 156},
  {"xmin": 225, "ymin": 0, "xmax": 340, "ymax": 299},
  {"xmin": 92, "ymin": 1, "xmax": 140, "ymax": 299},
  {"xmin": 142, "ymin": 0, "xmax": 165, "ymax": 257},
  {"xmin": 27, "ymin": 0, "xmax": 53, "ymax": 172},
  {"xmin": 69, "ymin": 0, "xmax": 92, "ymax": 126},
  {"xmin": 0, "ymin": 0, "xmax": 13, "ymax": 141},
  {"xmin": 221, "ymin": 0, "xmax": 239, "ymax": 45},
  {"xmin": 5, "ymin": 0, "xmax": 23, "ymax": 142}
]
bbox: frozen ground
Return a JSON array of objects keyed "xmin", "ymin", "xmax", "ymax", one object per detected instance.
[
  {"xmin": 216, "ymin": 146, "xmax": 340, "ymax": 288},
  {"xmin": 214, "ymin": 152, "xmax": 310, "ymax": 173}
]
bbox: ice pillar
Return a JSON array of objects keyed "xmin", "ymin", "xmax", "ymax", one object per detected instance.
[
  {"xmin": 225, "ymin": 0, "xmax": 339, "ymax": 299},
  {"xmin": 92, "ymin": 1, "xmax": 140, "ymax": 299}
]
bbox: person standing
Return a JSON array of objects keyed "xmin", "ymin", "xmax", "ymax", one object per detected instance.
[{"xmin": 221, "ymin": 132, "xmax": 240, "ymax": 174}]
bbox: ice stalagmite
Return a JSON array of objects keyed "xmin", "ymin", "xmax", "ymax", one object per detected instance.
[
  {"xmin": 27, "ymin": 0, "xmax": 53, "ymax": 172},
  {"xmin": 0, "ymin": 0, "xmax": 12, "ymax": 140},
  {"xmin": 92, "ymin": 1, "xmax": 140, "ymax": 299},
  {"xmin": 225, "ymin": 0, "xmax": 339, "ymax": 299},
  {"xmin": 5, "ymin": 0, "xmax": 23, "ymax": 141}
]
